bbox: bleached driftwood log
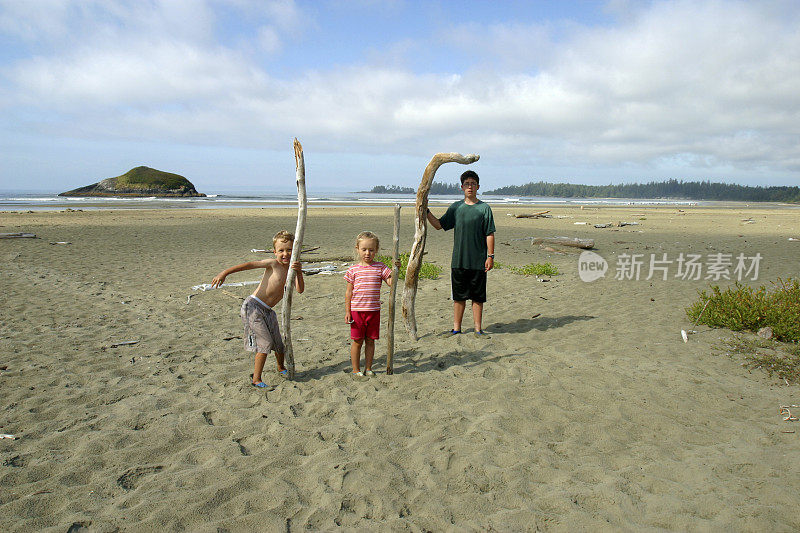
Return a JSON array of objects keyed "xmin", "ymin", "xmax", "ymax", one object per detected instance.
[
  {"xmin": 281, "ymin": 138, "xmax": 307, "ymax": 380},
  {"xmin": 386, "ymin": 204, "xmax": 401, "ymax": 375},
  {"xmin": 402, "ymin": 152, "xmax": 479, "ymax": 341},
  {"xmin": 514, "ymin": 211, "xmax": 551, "ymax": 218},
  {"xmin": 531, "ymin": 236, "xmax": 594, "ymax": 249}
]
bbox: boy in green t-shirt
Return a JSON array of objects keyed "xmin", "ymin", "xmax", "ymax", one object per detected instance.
[{"xmin": 427, "ymin": 170, "xmax": 496, "ymax": 337}]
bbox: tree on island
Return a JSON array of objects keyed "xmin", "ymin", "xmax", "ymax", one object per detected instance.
[
  {"xmin": 369, "ymin": 179, "xmax": 800, "ymax": 203},
  {"xmin": 367, "ymin": 182, "xmax": 462, "ymax": 195},
  {"xmin": 487, "ymin": 179, "xmax": 800, "ymax": 203},
  {"xmin": 60, "ymin": 166, "xmax": 205, "ymax": 197}
]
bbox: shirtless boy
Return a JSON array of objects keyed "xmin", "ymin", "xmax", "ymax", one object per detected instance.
[{"xmin": 211, "ymin": 230, "xmax": 305, "ymax": 388}]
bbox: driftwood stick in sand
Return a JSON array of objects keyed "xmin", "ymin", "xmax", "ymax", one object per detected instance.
[
  {"xmin": 251, "ymin": 245, "xmax": 319, "ymax": 254},
  {"xmin": 386, "ymin": 205, "xmax": 401, "ymax": 375},
  {"xmin": 531, "ymin": 237, "xmax": 595, "ymax": 249},
  {"xmin": 402, "ymin": 152, "xmax": 479, "ymax": 341},
  {"xmin": 281, "ymin": 138, "xmax": 307, "ymax": 380}
]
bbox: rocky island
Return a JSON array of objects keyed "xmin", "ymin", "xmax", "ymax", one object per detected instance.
[{"xmin": 59, "ymin": 166, "xmax": 205, "ymax": 197}]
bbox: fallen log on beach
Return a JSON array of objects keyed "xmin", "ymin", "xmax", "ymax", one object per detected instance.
[
  {"xmin": 514, "ymin": 211, "xmax": 551, "ymax": 219},
  {"xmin": 530, "ymin": 236, "xmax": 595, "ymax": 249}
]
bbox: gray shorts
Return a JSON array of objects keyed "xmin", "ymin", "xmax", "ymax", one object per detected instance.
[{"xmin": 240, "ymin": 296, "xmax": 285, "ymax": 354}]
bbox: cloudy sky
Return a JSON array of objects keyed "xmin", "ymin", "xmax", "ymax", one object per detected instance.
[{"xmin": 1, "ymin": 0, "xmax": 798, "ymax": 193}]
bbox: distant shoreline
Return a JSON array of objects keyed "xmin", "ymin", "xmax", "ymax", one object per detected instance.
[
  {"xmin": 0, "ymin": 191, "xmax": 716, "ymax": 212},
  {"xmin": 3, "ymin": 199, "xmax": 799, "ymax": 214},
  {"xmin": 367, "ymin": 179, "xmax": 800, "ymax": 204}
]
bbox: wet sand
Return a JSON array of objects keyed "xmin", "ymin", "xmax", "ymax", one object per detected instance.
[{"xmin": 1, "ymin": 205, "xmax": 799, "ymax": 530}]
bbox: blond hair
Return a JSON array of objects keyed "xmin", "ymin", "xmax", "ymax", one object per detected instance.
[
  {"xmin": 355, "ymin": 231, "xmax": 380, "ymax": 249},
  {"xmin": 272, "ymin": 230, "xmax": 295, "ymax": 249},
  {"xmin": 353, "ymin": 231, "xmax": 380, "ymax": 260}
]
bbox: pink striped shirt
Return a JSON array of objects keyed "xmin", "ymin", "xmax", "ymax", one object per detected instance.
[{"xmin": 344, "ymin": 262, "xmax": 392, "ymax": 311}]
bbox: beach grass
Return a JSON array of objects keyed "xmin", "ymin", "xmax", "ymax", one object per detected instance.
[
  {"xmin": 723, "ymin": 334, "xmax": 800, "ymax": 384},
  {"xmin": 510, "ymin": 262, "xmax": 560, "ymax": 276},
  {"xmin": 687, "ymin": 278, "xmax": 800, "ymax": 342},
  {"xmin": 377, "ymin": 252, "xmax": 442, "ymax": 280}
]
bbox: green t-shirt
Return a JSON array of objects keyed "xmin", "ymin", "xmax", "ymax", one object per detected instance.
[{"xmin": 439, "ymin": 200, "xmax": 496, "ymax": 270}]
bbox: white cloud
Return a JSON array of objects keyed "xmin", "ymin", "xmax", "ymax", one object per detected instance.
[
  {"xmin": 3, "ymin": 0, "xmax": 800, "ymax": 184},
  {"xmin": 444, "ymin": 21, "xmax": 555, "ymax": 72},
  {"xmin": 0, "ymin": 0, "xmax": 215, "ymax": 44},
  {"xmin": 262, "ymin": 0, "xmax": 303, "ymax": 33},
  {"xmin": 11, "ymin": 40, "xmax": 268, "ymax": 107},
  {"xmin": 0, "ymin": 0, "xmax": 72, "ymax": 41},
  {"xmin": 256, "ymin": 25, "xmax": 282, "ymax": 53}
]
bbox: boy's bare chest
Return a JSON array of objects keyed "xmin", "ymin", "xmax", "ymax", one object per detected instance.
[
  {"xmin": 253, "ymin": 266, "xmax": 288, "ymax": 307},
  {"xmin": 262, "ymin": 267, "xmax": 287, "ymax": 289}
]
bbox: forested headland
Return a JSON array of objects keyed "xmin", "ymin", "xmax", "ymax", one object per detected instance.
[
  {"xmin": 368, "ymin": 179, "xmax": 800, "ymax": 203},
  {"xmin": 366, "ymin": 183, "xmax": 461, "ymax": 194}
]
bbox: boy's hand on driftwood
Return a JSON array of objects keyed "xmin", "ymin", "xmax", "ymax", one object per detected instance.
[
  {"xmin": 211, "ymin": 273, "xmax": 226, "ymax": 288},
  {"xmin": 291, "ymin": 261, "xmax": 302, "ymax": 272}
]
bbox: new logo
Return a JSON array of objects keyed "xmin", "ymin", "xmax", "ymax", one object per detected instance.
[{"xmin": 578, "ymin": 251, "xmax": 608, "ymax": 282}]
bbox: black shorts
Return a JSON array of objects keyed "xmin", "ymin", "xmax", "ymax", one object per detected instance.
[{"xmin": 451, "ymin": 268, "xmax": 487, "ymax": 303}]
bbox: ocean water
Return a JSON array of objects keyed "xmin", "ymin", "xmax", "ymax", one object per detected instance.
[{"xmin": 0, "ymin": 190, "xmax": 703, "ymax": 211}]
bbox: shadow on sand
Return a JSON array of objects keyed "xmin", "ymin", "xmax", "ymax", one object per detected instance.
[
  {"xmin": 290, "ymin": 314, "xmax": 597, "ymax": 381},
  {"xmin": 491, "ymin": 314, "xmax": 597, "ymax": 334}
]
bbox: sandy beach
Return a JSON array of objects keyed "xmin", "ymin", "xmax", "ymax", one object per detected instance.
[{"xmin": 1, "ymin": 204, "xmax": 799, "ymax": 531}]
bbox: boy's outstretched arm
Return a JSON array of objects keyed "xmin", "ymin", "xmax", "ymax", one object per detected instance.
[
  {"xmin": 291, "ymin": 261, "xmax": 305, "ymax": 294},
  {"xmin": 211, "ymin": 260, "xmax": 270, "ymax": 288},
  {"xmin": 426, "ymin": 208, "xmax": 442, "ymax": 230}
]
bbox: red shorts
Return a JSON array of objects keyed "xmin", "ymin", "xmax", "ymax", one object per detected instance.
[{"xmin": 350, "ymin": 310, "xmax": 380, "ymax": 340}]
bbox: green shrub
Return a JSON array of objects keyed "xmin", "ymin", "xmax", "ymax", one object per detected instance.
[
  {"xmin": 510, "ymin": 262, "xmax": 559, "ymax": 276},
  {"xmin": 376, "ymin": 252, "xmax": 442, "ymax": 280},
  {"xmin": 687, "ymin": 278, "xmax": 800, "ymax": 342}
]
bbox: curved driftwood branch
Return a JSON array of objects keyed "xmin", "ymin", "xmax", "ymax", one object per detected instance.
[
  {"xmin": 401, "ymin": 152, "xmax": 479, "ymax": 341},
  {"xmin": 281, "ymin": 138, "xmax": 307, "ymax": 380},
  {"xmin": 386, "ymin": 204, "xmax": 401, "ymax": 374}
]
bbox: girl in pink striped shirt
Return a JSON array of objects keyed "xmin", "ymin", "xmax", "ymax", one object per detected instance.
[{"xmin": 344, "ymin": 231, "xmax": 397, "ymax": 377}]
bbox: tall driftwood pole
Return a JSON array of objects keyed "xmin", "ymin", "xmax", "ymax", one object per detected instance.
[
  {"xmin": 281, "ymin": 138, "xmax": 307, "ymax": 380},
  {"xmin": 401, "ymin": 152, "xmax": 479, "ymax": 341},
  {"xmin": 386, "ymin": 204, "xmax": 401, "ymax": 375}
]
